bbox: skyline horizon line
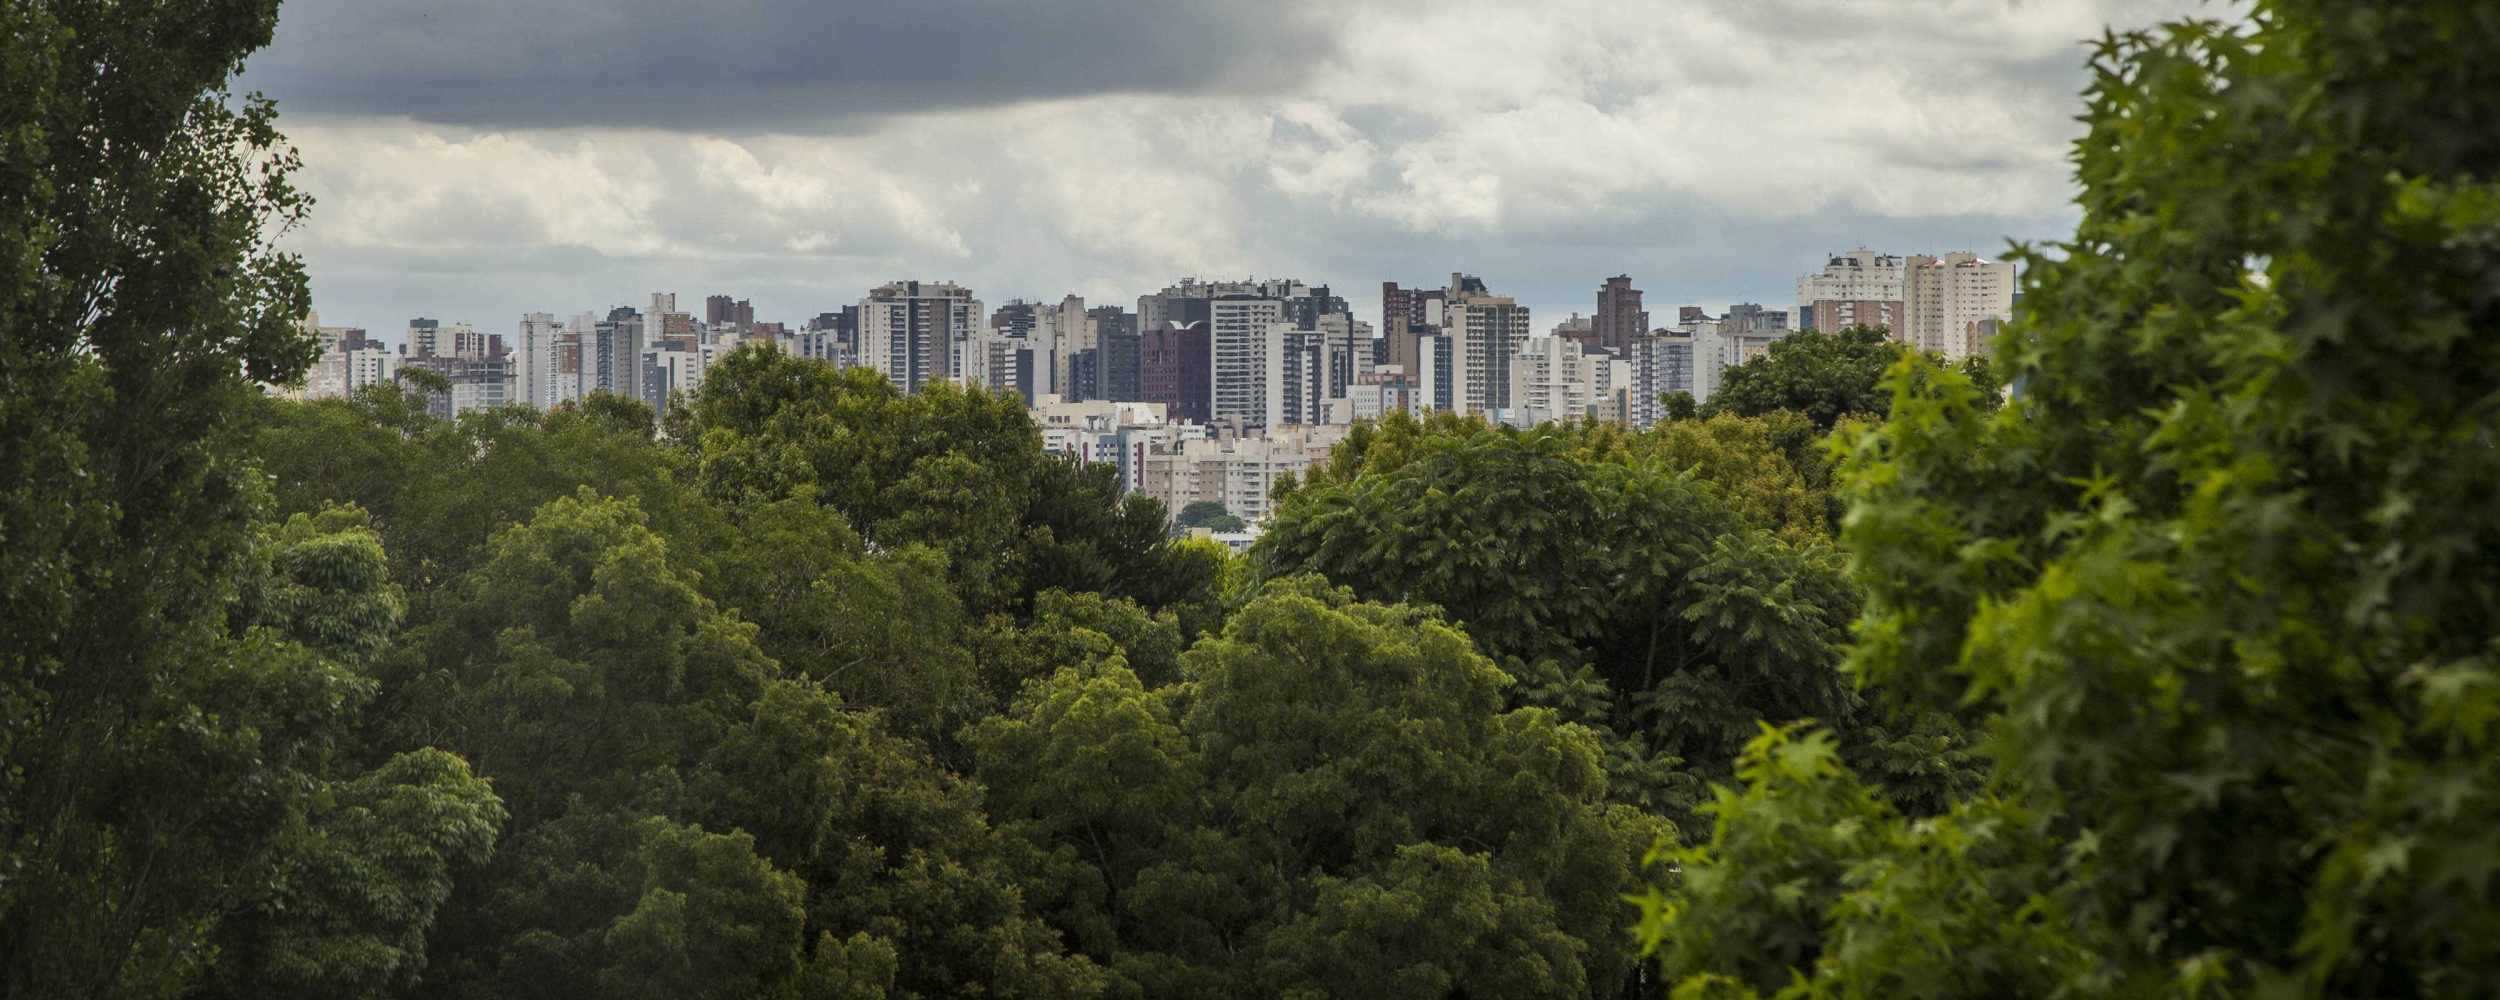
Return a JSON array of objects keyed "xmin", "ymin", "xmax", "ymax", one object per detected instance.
[{"xmin": 303, "ymin": 243, "xmax": 2022, "ymax": 339}]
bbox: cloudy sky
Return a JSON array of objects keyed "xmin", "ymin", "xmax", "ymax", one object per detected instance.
[{"xmin": 243, "ymin": 0, "xmax": 2221, "ymax": 337}]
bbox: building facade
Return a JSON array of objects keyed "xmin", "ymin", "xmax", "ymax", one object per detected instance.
[
  {"xmin": 1209, "ymin": 296, "xmax": 1286, "ymax": 432},
  {"xmin": 1795, "ymin": 248, "xmax": 1907, "ymax": 333},
  {"xmin": 1595, "ymin": 274, "xmax": 1648, "ymax": 352},
  {"xmin": 1901, "ymin": 251, "xmax": 2014, "ymax": 360},
  {"xmin": 858, "ymin": 280, "xmax": 981, "ymax": 394},
  {"xmin": 1140, "ymin": 321, "xmax": 1212, "ymax": 423},
  {"xmin": 1443, "ymin": 275, "xmax": 1531, "ymax": 419}
]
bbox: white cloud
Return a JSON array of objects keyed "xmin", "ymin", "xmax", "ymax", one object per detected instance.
[{"xmin": 274, "ymin": 0, "xmax": 2225, "ymax": 331}]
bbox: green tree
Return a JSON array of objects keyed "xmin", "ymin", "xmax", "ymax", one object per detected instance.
[
  {"xmin": 1172, "ymin": 500, "xmax": 1246, "ymax": 534},
  {"xmin": 204, "ymin": 748, "xmax": 508, "ymax": 1000},
  {"xmin": 390, "ymin": 491, "xmax": 1100, "ymax": 999},
  {"xmin": 252, "ymin": 390, "xmax": 720, "ymax": 593},
  {"xmin": 1172, "ymin": 500, "xmax": 1229, "ymax": 528},
  {"xmin": 1645, "ymin": 2, "xmax": 2500, "ymax": 994},
  {"xmin": 382, "ymin": 490, "xmax": 773, "ymax": 825},
  {"xmin": 457, "ymin": 811, "xmax": 823, "ymax": 1000},
  {"xmin": 1703, "ymin": 326, "xmax": 1995, "ymax": 431},
  {"xmin": 972, "ymin": 582, "xmax": 1665, "ymax": 997},
  {"xmin": 678, "ymin": 347, "xmax": 1204, "ymax": 618},
  {"xmin": 0, "ymin": 4, "xmax": 509, "ymax": 996},
  {"xmin": 698, "ymin": 678, "xmax": 1108, "ymax": 999},
  {"xmin": 1661, "ymin": 391, "xmax": 1700, "ymax": 423},
  {"xmin": 701, "ymin": 493, "xmax": 984, "ymax": 749},
  {"xmin": 192, "ymin": 508, "xmax": 508, "ymax": 1000},
  {"xmin": 1258, "ymin": 422, "xmax": 1876, "ymax": 825},
  {"xmin": 1571, "ymin": 411, "xmax": 1839, "ymax": 542}
]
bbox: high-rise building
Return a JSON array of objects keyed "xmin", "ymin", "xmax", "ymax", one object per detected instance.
[
  {"xmin": 1414, "ymin": 331, "xmax": 1460, "ymax": 414},
  {"xmin": 406, "ymin": 318, "xmax": 442, "ymax": 358},
  {"xmin": 550, "ymin": 335, "xmax": 582, "ymax": 405},
  {"xmin": 410, "ymin": 321, "xmax": 487, "ymax": 360},
  {"xmin": 518, "ymin": 312, "xmax": 561, "ymax": 409},
  {"xmin": 592, "ymin": 306, "xmax": 644, "ymax": 400},
  {"xmin": 962, "ymin": 328, "xmax": 1042, "ymax": 404},
  {"xmin": 1135, "ymin": 277, "xmax": 1348, "ymax": 426},
  {"xmin": 858, "ymin": 280, "xmax": 982, "ymax": 394},
  {"xmin": 704, "ymin": 294, "xmax": 756, "ymax": 328},
  {"xmin": 1140, "ymin": 321, "xmax": 1211, "ymax": 423},
  {"xmin": 347, "ymin": 341, "xmax": 397, "ymax": 394},
  {"xmin": 1209, "ymin": 296, "xmax": 1287, "ymax": 432},
  {"xmin": 1509, "ymin": 335, "xmax": 1628, "ymax": 427},
  {"xmin": 985, "ymin": 297, "xmax": 1073, "ymax": 398},
  {"xmin": 1723, "ymin": 302, "xmax": 1790, "ymax": 337},
  {"xmin": 1136, "ymin": 425, "xmax": 1350, "ymax": 528},
  {"xmin": 1381, "ymin": 281, "xmax": 1445, "ymax": 378},
  {"xmin": 1274, "ymin": 328, "xmax": 1328, "ymax": 427},
  {"xmin": 1796, "ymin": 248, "xmax": 1908, "ymax": 332},
  {"xmin": 1067, "ymin": 349, "xmax": 1099, "ymax": 403},
  {"xmin": 992, "ymin": 300, "xmax": 1040, "ymax": 338},
  {"xmin": 1090, "ymin": 306, "xmax": 1140, "ymax": 401},
  {"xmin": 800, "ymin": 308, "xmax": 857, "ymax": 366},
  {"xmin": 1319, "ymin": 314, "xmax": 1367, "ymax": 404},
  {"xmin": 1442, "ymin": 274, "xmax": 1531, "ymax": 419},
  {"xmin": 1666, "ymin": 311, "xmax": 1756, "ymax": 404},
  {"xmin": 1596, "ymin": 275, "xmax": 1648, "ymax": 352},
  {"xmin": 291, "ymin": 313, "xmax": 369, "ymax": 400},
  {"xmin": 1060, "ymin": 295, "xmax": 1090, "ymax": 352},
  {"xmin": 1347, "ymin": 367, "xmax": 1412, "ymax": 421},
  {"xmin": 1623, "ymin": 333, "xmax": 1696, "ymax": 427},
  {"xmin": 398, "ymin": 354, "xmax": 514, "ymax": 419},
  {"xmin": 643, "ymin": 340, "xmax": 720, "ymax": 414},
  {"xmin": 1901, "ymin": 252, "xmax": 2014, "ymax": 361}
]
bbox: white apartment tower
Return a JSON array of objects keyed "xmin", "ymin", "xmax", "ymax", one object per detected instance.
[
  {"xmin": 1060, "ymin": 294, "xmax": 1092, "ymax": 348},
  {"xmin": 858, "ymin": 280, "xmax": 983, "ymax": 394},
  {"xmin": 1209, "ymin": 296, "xmax": 1286, "ymax": 432},
  {"xmin": 1509, "ymin": 336, "xmax": 1629, "ymax": 427},
  {"xmin": 1901, "ymin": 252, "xmax": 2015, "ymax": 361},
  {"xmin": 1795, "ymin": 248, "xmax": 1908, "ymax": 334},
  {"xmin": 518, "ymin": 312, "xmax": 561, "ymax": 409},
  {"xmin": 1442, "ymin": 275, "xmax": 1531, "ymax": 419}
]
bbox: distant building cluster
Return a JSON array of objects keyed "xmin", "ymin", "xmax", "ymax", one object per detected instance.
[
  {"xmin": 1795, "ymin": 248, "xmax": 2014, "ymax": 360},
  {"xmin": 286, "ymin": 248, "xmax": 2014, "ymax": 531}
]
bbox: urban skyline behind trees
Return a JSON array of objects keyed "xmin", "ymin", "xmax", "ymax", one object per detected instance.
[{"xmin": 5, "ymin": 0, "xmax": 2497, "ymax": 998}]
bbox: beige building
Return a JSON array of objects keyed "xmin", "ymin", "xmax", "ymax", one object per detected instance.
[
  {"xmin": 1901, "ymin": 252, "xmax": 2015, "ymax": 360},
  {"xmin": 1508, "ymin": 335, "xmax": 1629, "ymax": 427},
  {"xmin": 1137, "ymin": 425, "xmax": 1349, "ymax": 526}
]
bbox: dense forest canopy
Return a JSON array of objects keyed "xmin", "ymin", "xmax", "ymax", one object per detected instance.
[{"xmin": 3, "ymin": 0, "xmax": 2496, "ymax": 998}]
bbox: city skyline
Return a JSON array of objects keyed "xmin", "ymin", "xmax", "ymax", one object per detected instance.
[{"xmin": 239, "ymin": 0, "xmax": 2212, "ymax": 335}]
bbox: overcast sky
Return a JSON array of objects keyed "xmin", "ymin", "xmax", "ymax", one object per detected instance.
[{"xmin": 244, "ymin": 0, "xmax": 2221, "ymax": 337}]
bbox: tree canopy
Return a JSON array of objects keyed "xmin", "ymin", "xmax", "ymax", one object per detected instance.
[
  {"xmin": 1641, "ymin": 1, "xmax": 2500, "ymax": 995},
  {"xmin": 0, "ymin": 5, "xmax": 496, "ymax": 997},
  {"xmin": 10, "ymin": 0, "xmax": 2499, "ymax": 997},
  {"xmin": 1702, "ymin": 326, "xmax": 1997, "ymax": 431}
]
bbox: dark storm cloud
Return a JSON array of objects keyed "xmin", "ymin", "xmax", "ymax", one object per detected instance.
[{"xmin": 245, "ymin": 0, "xmax": 1337, "ymax": 130}]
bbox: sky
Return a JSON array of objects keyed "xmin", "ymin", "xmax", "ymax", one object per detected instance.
[{"xmin": 242, "ymin": 0, "xmax": 2223, "ymax": 338}]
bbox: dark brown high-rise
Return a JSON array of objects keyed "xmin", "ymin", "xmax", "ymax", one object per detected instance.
[
  {"xmin": 1140, "ymin": 320, "xmax": 1211, "ymax": 423},
  {"xmin": 1596, "ymin": 275, "xmax": 1647, "ymax": 352}
]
